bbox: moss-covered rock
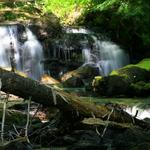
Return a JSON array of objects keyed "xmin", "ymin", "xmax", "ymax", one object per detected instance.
[
  {"xmin": 93, "ymin": 75, "xmax": 129, "ymax": 96},
  {"xmin": 129, "ymin": 81, "xmax": 150, "ymax": 96},
  {"xmin": 92, "ymin": 60, "xmax": 150, "ymax": 96},
  {"xmin": 135, "ymin": 58, "xmax": 150, "ymax": 70},
  {"xmin": 111, "ymin": 66, "xmax": 150, "ymax": 83},
  {"xmin": 62, "ymin": 76, "xmax": 84, "ymax": 88}
]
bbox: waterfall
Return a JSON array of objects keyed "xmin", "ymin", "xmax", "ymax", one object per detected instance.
[
  {"xmin": 51, "ymin": 27, "xmax": 129, "ymax": 76},
  {"xmin": 82, "ymin": 39, "xmax": 129, "ymax": 76},
  {"xmin": 125, "ymin": 106, "xmax": 150, "ymax": 120},
  {"xmin": 21, "ymin": 28, "xmax": 44, "ymax": 80},
  {"xmin": 0, "ymin": 26, "xmax": 19, "ymax": 68},
  {"xmin": 0, "ymin": 25, "xmax": 44, "ymax": 80}
]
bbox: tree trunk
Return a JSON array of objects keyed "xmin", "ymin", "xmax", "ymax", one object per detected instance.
[{"xmin": 0, "ymin": 68, "xmax": 149, "ymax": 128}]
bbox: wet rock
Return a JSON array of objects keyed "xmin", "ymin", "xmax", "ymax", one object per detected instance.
[
  {"xmin": 113, "ymin": 127, "xmax": 150, "ymax": 150},
  {"xmin": 0, "ymin": 138, "xmax": 32, "ymax": 150},
  {"xmin": 62, "ymin": 76, "xmax": 84, "ymax": 87},
  {"xmin": 92, "ymin": 64, "xmax": 150, "ymax": 97},
  {"xmin": 68, "ymin": 142, "xmax": 106, "ymax": 150},
  {"xmin": 62, "ymin": 64, "xmax": 99, "ymax": 88},
  {"xmin": 132, "ymin": 142, "xmax": 150, "ymax": 150},
  {"xmin": 129, "ymin": 81, "xmax": 150, "ymax": 97},
  {"xmin": 65, "ymin": 130, "xmax": 104, "ymax": 150}
]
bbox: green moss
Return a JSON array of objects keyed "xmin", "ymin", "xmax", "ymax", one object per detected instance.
[
  {"xmin": 110, "ymin": 70, "xmax": 119, "ymax": 76},
  {"xmin": 110, "ymin": 59, "xmax": 150, "ymax": 83},
  {"xmin": 135, "ymin": 58, "xmax": 150, "ymax": 70},
  {"xmin": 129, "ymin": 81, "xmax": 150, "ymax": 96},
  {"xmin": 93, "ymin": 59, "xmax": 150, "ymax": 96},
  {"xmin": 92, "ymin": 76, "xmax": 103, "ymax": 90}
]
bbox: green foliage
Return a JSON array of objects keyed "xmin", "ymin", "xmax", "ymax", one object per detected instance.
[
  {"xmin": 38, "ymin": 0, "xmax": 91, "ymax": 24},
  {"xmin": 0, "ymin": 1, "xmax": 43, "ymax": 22},
  {"xmin": 136, "ymin": 59, "xmax": 150, "ymax": 70},
  {"xmin": 80, "ymin": 0, "xmax": 150, "ymax": 55}
]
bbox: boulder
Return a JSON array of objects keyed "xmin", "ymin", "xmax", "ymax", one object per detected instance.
[
  {"xmin": 61, "ymin": 64, "xmax": 99, "ymax": 88},
  {"xmin": 113, "ymin": 127, "xmax": 150, "ymax": 150},
  {"xmin": 92, "ymin": 64, "xmax": 150, "ymax": 96}
]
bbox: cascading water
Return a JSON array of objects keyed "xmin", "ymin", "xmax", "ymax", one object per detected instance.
[
  {"xmin": 0, "ymin": 25, "xmax": 44, "ymax": 80},
  {"xmin": 83, "ymin": 38, "xmax": 129, "ymax": 76},
  {"xmin": 0, "ymin": 26, "xmax": 19, "ymax": 68},
  {"xmin": 21, "ymin": 28, "xmax": 44, "ymax": 80},
  {"xmin": 52, "ymin": 27, "xmax": 129, "ymax": 76}
]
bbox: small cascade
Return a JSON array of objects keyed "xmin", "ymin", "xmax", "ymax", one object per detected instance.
[
  {"xmin": 21, "ymin": 28, "xmax": 44, "ymax": 80},
  {"xmin": 125, "ymin": 106, "xmax": 150, "ymax": 120},
  {"xmin": 0, "ymin": 25, "xmax": 19, "ymax": 68},
  {"xmin": 83, "ymin": 39, "xmax": 129, "ymax": 76},
  {"xmin": 51, "ymin": 27, "xmax": 129, "ymax": 76},
  {"xmin": 0, "ymin": 25, "xmax": 44, "ymax": 80}
]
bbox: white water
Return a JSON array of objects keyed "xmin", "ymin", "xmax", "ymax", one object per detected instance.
[
  {"xmin": 61, "ymin": 27, "xmax": 129, "ymax": 76},
  {"xmin": 21, "ymin": 28, "xmax": 44, "ymax": 80},
  {"xmin": 0, "ymin": 26, "xmax": 19, "ymax": 68},
  {"xmin": 0, "ymin": 25, "xmax": 44, "ymax": 80},
  {"xmin": 81, "ymin": 33, "xmax": 129, "ymax": 76},
  {"xmin": 125, "ymin": 106, "xmax": 150, "ymax": 120},
  {"xmin": 64, "ymin": 27, "xmax": 91, "ymax": 34}
]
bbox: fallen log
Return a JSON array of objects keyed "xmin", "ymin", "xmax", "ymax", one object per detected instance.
[{"xmin": 0, "ymin": 68, "xmax": 149, "ymax": 128}]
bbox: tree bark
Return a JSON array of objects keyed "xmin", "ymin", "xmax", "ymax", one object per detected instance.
[{"xmin": 0, "ymin": 68, "xmax": 149, "ymax": 128}]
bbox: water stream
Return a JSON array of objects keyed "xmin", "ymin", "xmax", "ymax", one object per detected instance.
[
  {"xmin": 125, "ymin": 106, "xmax": 150, "ymax": 120},
  {"xmin": 0, "ymin": 25, "xmax": 44, "ymax": 80},
  {"xmin": 0, "ymin": 26, "xmax": 129, "ymax": 78},
  {"xmin": 52, "ymin": 27, "xmax": 129, "ymax": 76}
]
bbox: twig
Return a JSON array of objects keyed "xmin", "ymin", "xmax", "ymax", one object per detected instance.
[
  {"xmin": 51, "ymin": 89, "xmax": 57, "ymax": 105},
  {"xmin": 13, "ymin": 124, "xmax": 20, "ymax": 136},
  {"xmin": 29, "ymin": 104, "xmax": 41, "ymax": 127},
  {"xmin": 101, "ymin": 108, "xmax": 114, "ymax": 138},
  {"xmin": 91, "ymin": 112, "xmax": 101, "ymax": 136},
  {"xmin": 1, "ymin": 93, "xmax": 9, "ymax": 144},
  {"xmin": 25, "ymin": 97, "xmax": 31, "ymax": 143}
]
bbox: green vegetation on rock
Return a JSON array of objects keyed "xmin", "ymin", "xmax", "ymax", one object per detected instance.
[
  {"xmin": 92, "ymin": 59, "xmax": 150, "ymax": 97},
  {"xmin": 135, "ymin": 59, "xmax": 150, "ymax": 70}
]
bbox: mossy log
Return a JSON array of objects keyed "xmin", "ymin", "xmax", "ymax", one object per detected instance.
[{"xmin": 0, "ymin": 68, "xmax": 149, "ymax": 128}]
